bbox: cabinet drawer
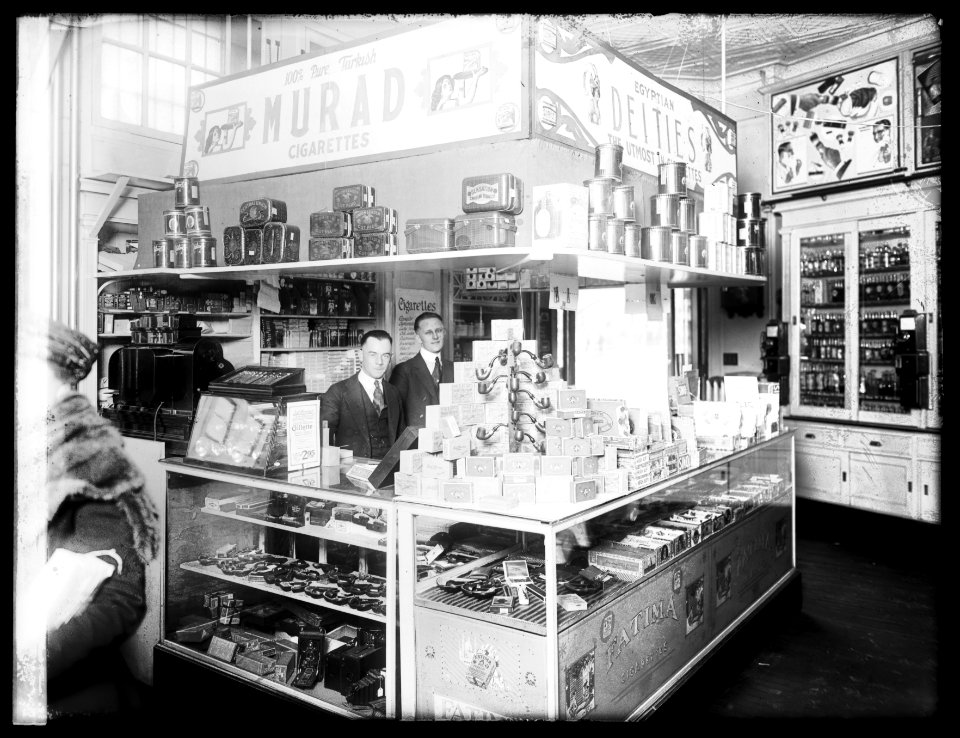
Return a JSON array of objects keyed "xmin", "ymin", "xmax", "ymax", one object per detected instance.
[
  {"xmin": 916, "ymin": 435, "xmax": 940, "ymax": 460},
  {"xmin": 917, "ymin": 460, "xmax": 940, "ymax": 523},
  {"xmin": 790, "ymin": 422, "xmax": 844, "ymax": 449},
  {"xmin": 843, "ymin": 429, "xmax": 912, "ymax": 458},
  {"xmin": 795, "ymin": 444, "xmax": 845, "ymax": 505},
  {"xmin": 848, "ymin": 453, "xmax": 911, "ymax": 518}
]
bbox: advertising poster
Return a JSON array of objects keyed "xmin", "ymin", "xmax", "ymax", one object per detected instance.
[
  {"xmin": 532, "ymin": 18, "xmax": 737, "ymax": 193},
  {"xmin": 770, "ymin": 58, "xmax": 900, "ymax": 196},
  {"xmin": 394, "ymin": 288, "xmax": 440, "ymax": 364},
  {"xmin": 181, "ymin": 16, "xmax": 525, "ymax": 182},
  {"xmin": 913, "ymin": 47, "xmax": 941, "ymax": 168},
  {"xmin": 285, "ymin": 398, "xmax": 320, "ymax": 470}
]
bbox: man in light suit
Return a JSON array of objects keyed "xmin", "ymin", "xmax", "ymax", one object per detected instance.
[
  {"xmin": 320, "ymin": 329, "xmax": 405, "ymax": 459},
  {"xmin": 389, "ymin": 311, "xmax": 454, "ymax": 428}
]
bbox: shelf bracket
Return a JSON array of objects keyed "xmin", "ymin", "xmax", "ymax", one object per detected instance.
[{"xmin": 89, "ymin": 175, "xmax": 130, "ymax": 238}]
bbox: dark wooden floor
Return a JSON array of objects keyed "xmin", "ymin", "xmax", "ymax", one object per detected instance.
[{"xmin": 645, "ymin": 499, "xmax": 943, "ymax": 724}]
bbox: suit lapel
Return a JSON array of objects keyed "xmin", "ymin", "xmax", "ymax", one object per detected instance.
[
  {"xmin": 350, "ymin": 374, "xmax": 369, "ymax": 438},
  {"xmin": 413, "ymin": 356, "xmax": 439, "ymax": 405}
]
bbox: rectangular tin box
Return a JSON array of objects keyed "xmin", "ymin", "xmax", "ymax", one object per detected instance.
[
  {"xmin": 353, "ymin": 206, "xmax": 399, "ymax": 234},
  {"xmin": 453, "ymin": 212, "xmax": 517, "ymax": 249},
  {"xmin": 310, "ymin": 210, "xmax": 353, "ymax": 238},
  {"xmin": 354, "ymin": 233, "xmax": 399, "ymax": 258},
  {"xmin": 239, "ymin": 198, "xmax": 287, "ymax": 228},
  {"xmin": 462, "ymin": 173, "xmax": 524, "ymax": 215},
  {"xmin": 332, "ymin": 184, "xmax": 376, "ymax": 212},
  {"xmin": 262, "ymin": 223, "xmax": 301, "ymax": 263},
  {"xmin": 308, "ymin": 237, "xmax": 353, "ymax": 261},
  {"xmin": 404, "ymin": 218, "xmax": 457, "ymax": 253}
]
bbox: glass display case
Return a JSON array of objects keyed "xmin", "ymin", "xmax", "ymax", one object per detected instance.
[
  {"xmin": 158, "ymin": 458, "xmax": 398, "ymax": 719},
  {"xmin": 397, "ymin": 433, "xmax": 796, "ymax": 720}
]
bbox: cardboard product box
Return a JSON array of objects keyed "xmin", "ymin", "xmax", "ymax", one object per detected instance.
[
  {"xmin": 204, "ymin": 489, "xmax": 252, "ymax": 513},
  {"xmin": 458, "ymin": 403, "xmax": 486, "ymax": 427},
  {"xmin": 490, "ymin": 319, "xmax": 525, "ymax": 341},
  {"xmin": 418, "ymin": 428, "xmax": 443, "ymax": 453},
  {"xmin": 655, "ymin": 518, "xmax": 703, "ymax": 546},
  {"xmin": 643, "ymin": 525, "xmax": 689, "ymax": 555},
  {"xmin": 534, "ymin": 474, "xmax": 574, "ymax": 503},
  {"xmin": 236, "ymin": 650, "xmax": 277, "ymax": 676},
  {"xmin": 439, "ymin": 383, "xmax": 481, "ymax": 406},
  {"xmin": 502, "ymin": 453, "xmax": 540, "ymax": 476},
  {"xmin": 471, "ymin": 477, "xmax": 503, "ymax": 499},
  {"xmin": 562, "ymin": 436, "xmax": 594, "ymax": 457},
  {"xmin": 439, "ymin": 415, "xmax": 462, "ymax": 439},
  {"xmin": 541, "ymin": 455, "xmax": 573, "ymax": 476},
  {"xmin": 424, "ymin": 404, "xmax": 460, "ymax": 431},
  {"xmin": 475, "ymin": 380, "xmax": 508, "ymax": 403},
  {"xmin": 556, "ymin": 389, "xmax": 587, "ymax": 413},
  {"xmin": 463, "ymin": 456, "xmax": 499, "ymax": 477},
  {"xmin": 274, "ymin": 650, "xmax": 297, "ymax": 683},
  {"xmin": 544, "ymin": 417, "xmax": 573, "ymax": 438},
  {"xmin": 420, "ymin": 476, "xmax": 440, "ymax": 500},
  {"xmin": 586, "ymin": 399, "xmax": 631, "ymax": 436},
  {"xmin": 531, "ymin": 183, "xmax": 589, "ymax": 250},
  {"xmin": 393, "ymin": 471, "xmax": 422, "ymax": 497},
  {"xmin": 440, "ymin": 434, "xmax": 470, "ymax": 461},
  {"xmin": 588, "ymin": 541, "xmax": 658, "ymax": 580},
  {"xmin": 572, "ymin": 455, "xmax": 601, "ymax": 476},
  {"xmin": 482, "ymin": 401, "xmax": 511, "ymax": 424},
  {"xmin": 601, "ymin": 467, "xmax": 630, "ymax": 495},
  {"xmin": 620, "ymin": 535, "xmax": 672, "ymax": 564},
  {"xmin": 399, "ymin": 449, "xmax": 424, "ymax": 474},
  {"xmin": 420, "ymin": 454, "xmax": 455, "ymax": 480},
  {"xmin": 442, "ymin": 480, "xmax": 474, "ymax": 504},
  {"xmin": 453, "ymin": 361, "xmax": 481, "ymax": 383},
  {"xmin": 502, "ymin": 481, "xmax": 537, "ymax": 504},
  {"xmin": 544, "ymin": 437, "xmax": 564, "ymax": 456}
]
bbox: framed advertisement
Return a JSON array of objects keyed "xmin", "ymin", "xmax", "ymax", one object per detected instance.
[
  {"xmin": 770, "ymin": 58, "xmax": 900, "ymax": 196},
  {"xmin": 913, "ymin": 46, "xmax": 941, "ymax": 169}
]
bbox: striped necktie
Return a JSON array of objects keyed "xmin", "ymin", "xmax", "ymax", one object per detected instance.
[
  {"xmin": 432, "ymin": 357, "xmax": 442, "ymax": 385},
  {"xmin": 373, "ymin": 380, "xmax": 385, "ymax": 413}
]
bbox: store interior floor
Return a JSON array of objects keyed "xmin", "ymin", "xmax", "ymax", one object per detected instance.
[{"xmin": 55, "ymin": 499, "xmax": 942, "ymax": 728}]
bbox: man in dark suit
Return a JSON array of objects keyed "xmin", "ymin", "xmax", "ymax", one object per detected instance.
[
  {"xmin": 389, "ymin": 311, "xmax": 454, "ymax": 428},
  {"xmin": 320, "ymin": 329, "xmax": 405, "ymax": 459}
]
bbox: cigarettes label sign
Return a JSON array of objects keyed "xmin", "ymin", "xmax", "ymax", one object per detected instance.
[
  {"xmin": 533, "ymin": 18, "xmax": 737, "ymax": 192},
  {"xmin": 181, "ymin": 16, "xmax": 525, "ymax": 182}
]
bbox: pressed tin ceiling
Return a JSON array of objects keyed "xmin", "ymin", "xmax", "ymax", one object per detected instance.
[{"xmin": 304, "ymin": 13, "xmax": 915, "ymax": 82}]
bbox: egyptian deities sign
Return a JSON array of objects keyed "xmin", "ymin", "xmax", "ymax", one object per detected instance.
[{"xmin": 182, "ymin": 16, "xmax": 525, "ymax": 183}]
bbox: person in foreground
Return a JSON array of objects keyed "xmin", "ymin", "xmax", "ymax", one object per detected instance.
[
  {"xmin": 319, "ymin": 329, "xmax": 405, "ymax": 459},
  {"xmin": 39, "ymin": 320, "xmax": 160, "ymax": 721}
]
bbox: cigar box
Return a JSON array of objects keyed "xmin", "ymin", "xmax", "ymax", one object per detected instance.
[
  {"xmin": 354, "ymin": 233, "xmax": 398, "ymax": 257},
  {"xmin": 442, "ymin": 480, "xmax": 474, "ymax": 503},
  {"xmin": 588, "ymin": 541, "xmax": 658, "ymax": 580},
  {"xmin": 441, "ymin": 434, "xmax": 471, "ymax": 461},
  {"xmin": 420, "ymin": 454, "xmax": 455, "ymax": 480},
  {"xmin": 541, "ymin": 455, "xmax": 573, "ymax": 475},
  {"xmin": 502, "ymin": 482, "xmax": 537, "ymax": 504},
  {"xmin": 656, "ymin": 518, "xmax": 703, "ymax": 546},
  {"xmin": 502, "ymin": 453, "xmax": 540, "ymax": 476},
  {"xmin": 601, "ymin": 468, "xmax": 629, "ymax": 495},
  {"xmin": 572, "ymin": 455, "xmax": 601, "ymax": 476},
  {"xmin": 562, "ymin": 436, "xmax": 593, "ymax": 457},
  {"xmin": 239, "ymin": 198, "xmax": 287, "ymax": 228},
  {"xmin": 544, "ymin": 437, "xmax": 564, "ymax": 456},
  {"xmin": 464, "ymin": 456, "xmax": 498, "ymax": 477},
  {"xmin": 621, "ymin": 535, "xmax": 671, "ymax": 564},
  {"xmin": 236, "ymin": 650, "xmax": 277, "ymax": 677},
  {"xmin": 274, "ymin": 650, "xmax": 297, "ymax": 683},
  {"xmin": 204, "ymin": 490, "xmax": 251, "ymax": 513},
  {"xmin": 439, "ymin": 415, "xmax": 461, "ymax": 439},
  {"xmin": 544, "ymin": 418, "xmax": 573, "ymax": 437},
  {"xmin": 310, "ymin": 210, "xmax": 353, "ymax": 238},
  {"xmin": 439, "ymin": 383, "xmax": 481, "ymax": 405},
  {"xmin": 557, "ymin": 389, "xmax": 587, "ymax": 412},
  {"xmin": 425, "ymin": 404, "xmax": 459, "ymax": 431},
  {"xmin": 332, "ymin": 184, "xmax": 376, "ymax": 212},
  {"xmin": 642, "ymin": 525, "xmax": 689, "ymax": 555},
  {"xmin": 420, "ymin": 477, "xmax": 440, "ymax": 500},
  {"xmin": 393, "ymin": 472, "xmax": 421, "ymax": 497},
  {"xmin": 399, "ymin": 449, "xmax": 424, "ymax": 474},
  {"xmin": 308, "ymin": 237, "xmax": 353, "ymax": 261},
  {"xmin": 353, "ymin": 206, "xmax": 399, "ymax": 234}
]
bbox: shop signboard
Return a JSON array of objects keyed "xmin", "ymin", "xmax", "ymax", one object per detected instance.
[
  {"xmin": 181, "ymin": 16, "xmax": 526, "ymax": 183},
  {"xmin": 532, "ymin": 18, "xmax": 737, "ymax": 194},
  {"xmin": 394, "ymin": 288, "xmax": 441, "ymax": 364},
  {"xmin": 770, "ymin": 57, "xmax": 900, "ymax": 196}
]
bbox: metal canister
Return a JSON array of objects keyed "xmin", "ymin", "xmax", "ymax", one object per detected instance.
[
  {"xmin": 736, "ymin": 218, "xmax": 762, "ymax": 248},
  {"xmin": 658, "ymin": 162, "xmax": 687, "ymax": 195},
  {"xmin": 613, "ymin": 185, "xmax": 636, "ymax": 221},
  {"xmin": 677, "ymin": 197, "xmax": 696, "ymax": 233},
  {"xmin": 758, "ymin": 218, "xmax": 767, "ymax": 250},
  {"xmin": 688, "ymin": 235, "xmax": 708, "ymax": 268},
  {"xmin": 736, "ymin": 192, "xmax": 762, "ymax": 220},
  {"xmin": 588, "ymin": 214, "xmax": 610, "ymax": 251},
  {"xmin": 641, "ymin": 226, "xmax": 672, "ymax": 261},
  {"xmin": 583, "ymin": 177, "xmax": 616, "ymax": 216},
  {"xmin": 746, "ymin": 247, "xmax": 764, "ymax": 276},
  {"xmin": 184, "ymin": 205, "xmax": 212, "ymax": 235},
  {"xmin": 624, "ymin": 223, "xmax": 641, "ymax": 257},
  {"xmin": 152, "ymin": 238, "xmax": 172, "ymax": 268},
  {"xmin": 191, "ymin": 235, "xmax": 217, "ymax": 267},
  {"xmin": 595, "ymin": 143, "xmax": 624, "ymax": 180},
  {"xmin": 172, "ymin": 236, "xmax": 192, "ymax": 268},
  {"xmin": 650, "ymin": 194, "xmax": 680, "ymax": 229},
  {"xmin": 174, "ymin": 176, "xmax": 200, "ymax": 208},
  {"xmin": 163, "ymin": 209, "xmax": 187, "ymax": 237},
  {"xmin": 670, "ymin": 231, "xmax": 690, "ymax": 266},
  {"xmin": 605, "ymin": 218, "xmax": 626, "ymax": 255}
]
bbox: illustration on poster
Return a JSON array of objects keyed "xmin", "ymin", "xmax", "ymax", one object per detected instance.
[
  {"xmin": 430, "ymin": 50, "xmax": 489, "ymax": 112},
  {"xmin": 584, "ymin": 64, "xmax": 601, "ymax": 124}
]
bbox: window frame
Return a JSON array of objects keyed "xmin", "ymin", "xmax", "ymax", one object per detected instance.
[{"xmin": 92, "ymin": 14, "xmax": 227, "ymax": 143}]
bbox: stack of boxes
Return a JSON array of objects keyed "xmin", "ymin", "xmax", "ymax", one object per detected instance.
[
  {"xmin": 223, "ymin": 197, "xmax": 298, "ymax": 265},
  {"xmin": 453, "ymin": 173, "xmax": 523, "ymax": 249},
  {"xmin": 309, "ymin": 184, "xmax": 398, "ymax": 261},
  {"xmin": 159, "ymin": 176, "xmax": 218, "ymax": 268},
  {"xmin": 697, "ymin": 176, "xmax": 739, "ymax": 273}
]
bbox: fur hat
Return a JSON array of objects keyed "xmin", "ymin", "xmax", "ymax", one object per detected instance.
[{"xmin": 46, "ymin": 320, "xmax": 98, "ymax": 384}]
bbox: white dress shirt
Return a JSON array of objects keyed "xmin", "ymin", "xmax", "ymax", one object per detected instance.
[
  {"xmin": 419, "ymin": 347, "xmax": 442, "ymax": 376},
  {"xmin": 357, "ymin": 370, "xmax": 384, "ymax": 406}
]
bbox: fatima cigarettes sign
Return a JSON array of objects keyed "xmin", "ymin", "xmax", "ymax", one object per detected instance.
[
  {"xmin": 533, "ymin": 18, "xmax": 737, "ymax": 193},
  {"xmin": 181, "ymin": 16, "xmax": 525, "ymax": 182}
]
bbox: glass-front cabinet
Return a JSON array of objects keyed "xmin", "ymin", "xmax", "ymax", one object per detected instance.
[
  {"xmin": 787, "ymin": 203, "xmax": 938, "ymax": 429},
  {"xmin": 397, "ymin": 434, "xmax": 796, "ymax": 721},
  {"xmin": 159, "ymin": 458, "xmax": 398, "ymax": 719}
]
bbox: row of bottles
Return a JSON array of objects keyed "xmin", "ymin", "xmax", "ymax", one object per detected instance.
[
  {"xmin": 859, "ymin": 369, "xmax": 900, "ymax": 400},
  {"xmin": 860, "ymin": 339, "xmax": 895, "ymax": 363},
  {"xmin": 800, "ymin": 363, "xmax": 845, "ymax": 394},
  {"xmin": 860, "ymin": 272, "xmax": 910, "ymax": 302},
  {"xmin": 800, "ymin": 278, "xmax": 845, "ymax": 305},
  {"xmin": 261, "ymin": 319, "xmax": 364, "ymax": 349},
  {"xmin": 800, "ymin": 248, "xmax": 844, "ymax": 277},
  {"xmin": 859, "ymin": 240, "xmax": 910, "ymax": 271},
  {"xmin": 859, "ymin": 310, "xmax": 900, "ymax": 335},
  {"xmin": 805, "ymin": 336, "xmax": 844, "ymax": 360},
  {"xmin": 805, "ymin": 310, "xmax": 844, "ymax": 334}
]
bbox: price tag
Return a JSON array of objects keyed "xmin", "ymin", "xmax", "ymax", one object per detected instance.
[{"xmin": 549, "ymin": 273, "xmax": 579, "ymax": 311}]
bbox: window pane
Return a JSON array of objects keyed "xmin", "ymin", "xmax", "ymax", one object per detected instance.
[
  {"xmin": 191, "ymin": 69, "xmax": 213, "ymax": 87},
  {"xmin": 191, "ymin": 31, "xmax": 205, "ymax": 67},
  {"xmin": 102, "ymin": 15, "xmax": 140, "ymax": 46},
  {"xmin": 205, "ymin": 36, "xmax": 222, "ymax": 73},
  {"xmin": 148, "ymin": 57, "xmax": 186, "ymax": 134},
  {"xmin": 100, "ymin": 43, "xmax": 142, "ymax": 125},
  {"xmin": 148, "ymin": 16, "xmax": 174, "ymax": 56}
]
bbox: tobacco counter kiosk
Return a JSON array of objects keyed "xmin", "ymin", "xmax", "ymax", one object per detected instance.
[{"xmin": 125, "ymin": 16, "xmax": 796, "ymax": 721}]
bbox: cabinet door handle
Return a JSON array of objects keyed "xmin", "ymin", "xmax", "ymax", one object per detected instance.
[
  {"xmin": 908, "ymin": 481, "xmax": 913, "ymax": 493},
  {"xmin": 924, "ymin": 484, "xmax": 929, "ymax": 496},
  {"xmin": 869, "ymin": 440, "xmax": 882, "ymax": 447},
  {"xmin": 842, "ymin": 471, "xmax": 847, "ymax": 482},
  {"xmin": 805, "ymin": 433, "xmax": 816, "ymax": 439}
]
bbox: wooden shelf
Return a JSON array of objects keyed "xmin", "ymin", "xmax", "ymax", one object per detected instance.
[
  {"xmin": 179, "ymin": 561, "xmax": 386, "ymax": 623},
  {"xmin": 260, "ymin": 314, "xmax": 376, "ymax": 320},
  {"xmin": 97, "ymin": 247, "xmax": 767, "ymax": 288},
  {"xmin": 99, "ymin": 310, "xmax": 253, "ymax": 317},
  {"xmin": 100, "ymin": 333, "xmax": 251, "ymax": 340},
  {"xmin": 199, "ymin": 508, "xmax": 387, "ymax": 550}
]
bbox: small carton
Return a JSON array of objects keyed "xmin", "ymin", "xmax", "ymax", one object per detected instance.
[
  {"xmin": 541, "ymin": 455, "xmax": 573, "ymax": 476},
  {"xmin": 439, "ymin": 383, "xmax": 481, "ymax": 406},
  {"xmin": 442, "ymin": 434, "xmax": 471, "ymax": 461},
  {"xmin": 420, "ymin": 454, "xmax": 455, "ymax": 480},
  {"xmin": 393, "ymin": 471, "xmax": 421, "ymax": 497},
  {"xmin": 399, "ymin": 449, "xmax": 424, "ymax": 474},
  {"xmin": 440, "ymin": 415, "xmax": 461, "ymax": 439},
  {"xmin": 418, "ymin": 428, "xmax": 443, "ymax": 453},
  {"xmin": 442, "ymin": 480, "xmax": 473, "ymax": 503},
  {"xmin": 502, "ymin": 453, "xmax": 540, "ymax": 476},
  {"xmin": 464, "ymin": 456, "xmax": 498, "ymax": 477}
]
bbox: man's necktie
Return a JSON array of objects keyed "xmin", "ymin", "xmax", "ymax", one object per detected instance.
[
  {"xmin": 373, "ymin": 380, "xmax": 385, "ymax": 413},
  {"xmin": 432, "ymin": 357, "xmax": 442, "ymax": 385}
]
